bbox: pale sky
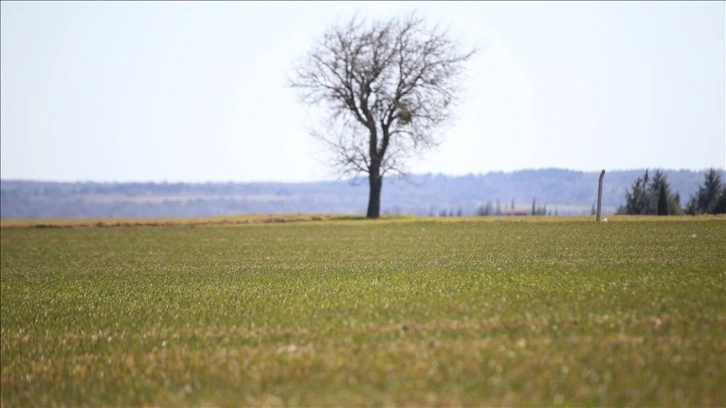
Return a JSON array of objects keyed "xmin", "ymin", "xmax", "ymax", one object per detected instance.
[{"xmin": 1, "ymin": 1, "xmax": 724, "ymax": 183}]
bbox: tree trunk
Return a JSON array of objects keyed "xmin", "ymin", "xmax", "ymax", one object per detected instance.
[{"xmin": 366, "ymin": 170, "xmax": 383, "ymax": 218}]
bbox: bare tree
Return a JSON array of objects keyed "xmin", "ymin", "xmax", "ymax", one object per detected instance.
[{"xmin": 289, "ymin": 13, "xmax": 476, "ymax": 218}]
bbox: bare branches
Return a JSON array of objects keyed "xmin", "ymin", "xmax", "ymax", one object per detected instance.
[{"xmin": 290, "ymin": 12, "xmax": 475, "ymax": 179}]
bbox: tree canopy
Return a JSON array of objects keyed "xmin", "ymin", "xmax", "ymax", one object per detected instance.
[
  {"xmin": 618, "ymin": 169, "xmax": 681, "ymax": 215},
  {"xmin": 619, "ymin": 168, "xmax": 726, "ymax": 215},
  {"xmin": 685, "ymin": 168, "xmax": 726, "ymax": 215}
]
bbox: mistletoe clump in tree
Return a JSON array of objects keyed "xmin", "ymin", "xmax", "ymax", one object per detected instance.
[{"xmin": 290, "ymin": 13, "xmax": 476, "ymax": 218}]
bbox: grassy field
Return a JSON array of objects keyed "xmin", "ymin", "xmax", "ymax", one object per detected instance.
[{"xmin": 1, "ymin": 216, "xmax": 724, "ymax": 406}]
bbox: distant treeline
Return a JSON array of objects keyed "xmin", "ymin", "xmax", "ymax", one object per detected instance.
[
  {"xmin": 1, "ymin": 168, "xmax": 722, "ymax": 219},
  {"xmin": 617, "ymin": 168, "xmax": 726, "ymax": 215}
]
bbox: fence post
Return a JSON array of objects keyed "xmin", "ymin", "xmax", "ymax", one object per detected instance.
[{"xmin": 596, "ymin": 170, "xmax": 605, "ymax": 222}]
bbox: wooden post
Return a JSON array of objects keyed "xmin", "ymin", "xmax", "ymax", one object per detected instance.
[{"xmin": 596, "ymin": 170, "xmax": 605, "ymax": 222}]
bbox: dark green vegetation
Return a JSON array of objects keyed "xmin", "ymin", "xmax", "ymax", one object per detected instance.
[
  {"xmin": 619, "ymin": 168, "xmax": 726, "ymax": 216},
  {"xmin": 1, "ymin": 217, "xmax": 724, "ymax": 406},
  {"xmin": 685, "ymin": 168, "xmax": 726, "ymax": 215},
  {"xmin": 618, "ymin": 169, "xmax": 683, "ymax": 215}
]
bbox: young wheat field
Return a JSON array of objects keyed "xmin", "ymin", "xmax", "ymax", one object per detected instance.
[{"xmin": 1, "ymin": 216, "xmax": 724, "ymax": 406}]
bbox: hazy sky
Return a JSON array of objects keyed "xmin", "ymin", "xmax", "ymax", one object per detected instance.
[{"xmin": 2, "ymin": 1, "xmax": 724, "ymax": 183}]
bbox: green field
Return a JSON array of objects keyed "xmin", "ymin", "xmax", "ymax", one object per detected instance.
[{"xmin": 1, "ymin": 216, "xmax": 724, "ymax": 406}]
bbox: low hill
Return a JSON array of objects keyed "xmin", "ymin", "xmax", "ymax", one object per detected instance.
[{"xmin": 1, "ymin": 168, "xmax": 720, "ymax": 219}]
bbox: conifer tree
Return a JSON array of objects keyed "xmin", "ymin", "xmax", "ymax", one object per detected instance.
[
  {"xmin": 686, "ymin": 168, "xmax": 725, "ymax": 214},
  {"xmin": 618, "ymin": 169, "xmax": 679, "ymax": 215}
]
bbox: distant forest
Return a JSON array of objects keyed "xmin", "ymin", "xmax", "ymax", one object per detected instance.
[{"xmin": 1, "ymin": 168, "xmax": 723, "ymax": 219}]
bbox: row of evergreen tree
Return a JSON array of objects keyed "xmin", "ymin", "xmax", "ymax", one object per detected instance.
[
  {"xmin": 426, "ymin": 198, "xmax": 558, "ymax": 217},
  {"xmin": 617, "ymin": 168, "xmax": 726, "ymax": 215},
  {"xmin": 476, "ymin": 199, "xmax": 556, "ymax": 216}
]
